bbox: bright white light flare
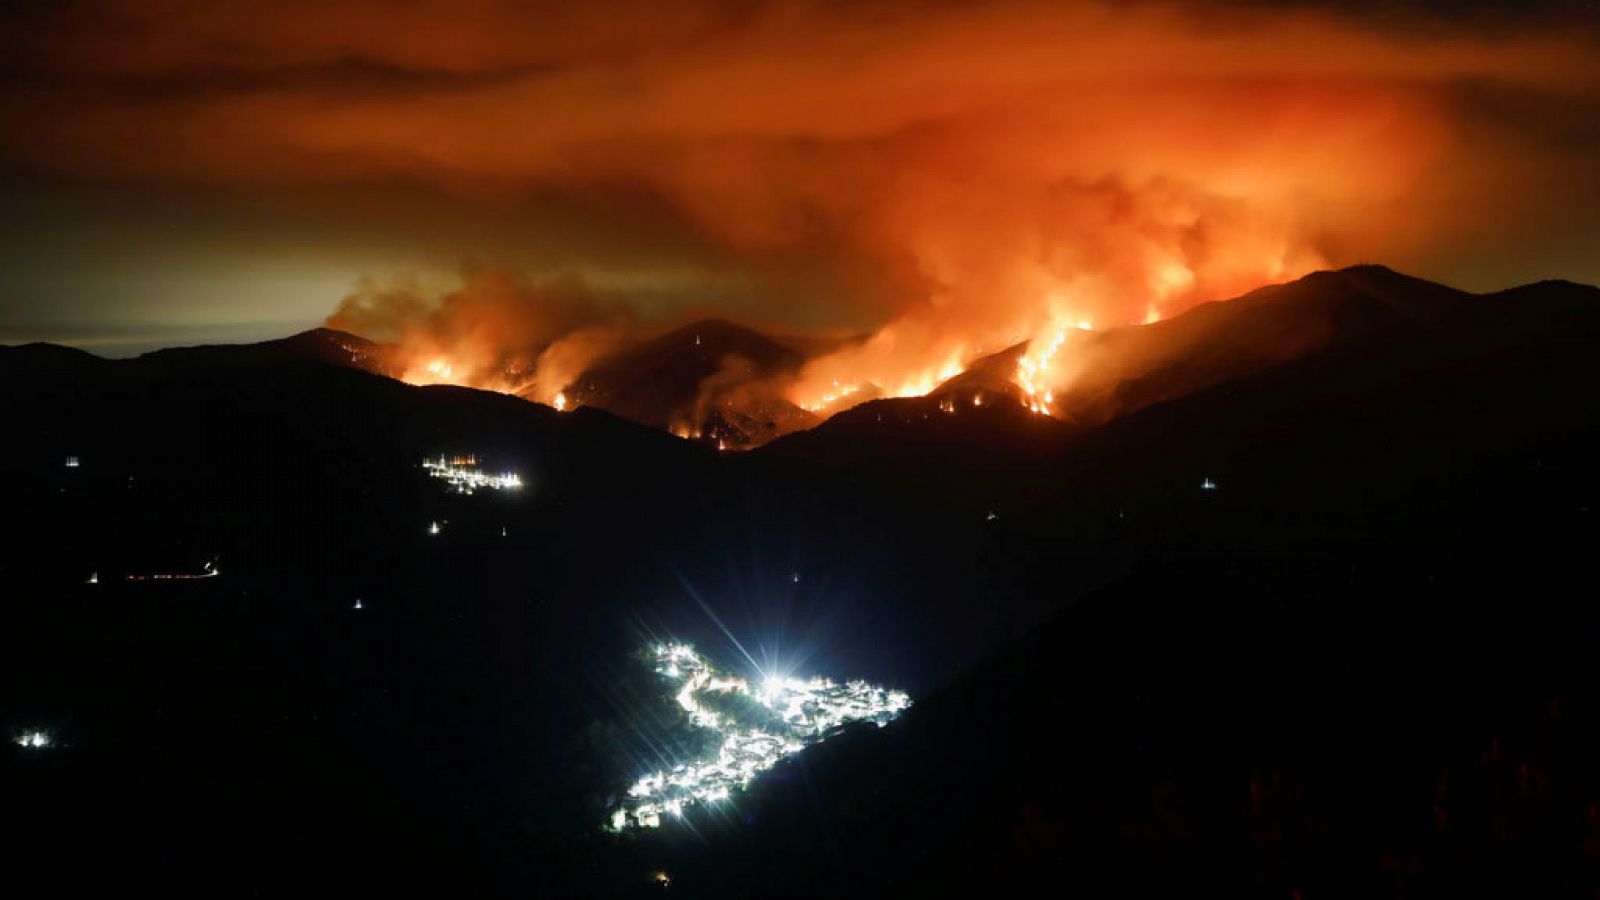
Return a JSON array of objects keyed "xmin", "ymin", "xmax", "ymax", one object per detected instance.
[{"xmin": 15, "ymin": 730, "xmax": 52, "ymax": 749}]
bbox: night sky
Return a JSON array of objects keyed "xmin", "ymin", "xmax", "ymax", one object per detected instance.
[{"xmin": 2, "ymin": 0, "xmax": 1598, "ymax": 356}]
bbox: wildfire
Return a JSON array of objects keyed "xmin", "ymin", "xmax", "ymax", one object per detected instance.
[
  {"xmin": 1016, "ymin": 326, "xmax": 1068, "ymax": 414},
  {"xmin": 805, "ymin": 381, "xmax": 862, "ymax": 414},
  {"xmin": 30, "ymin": 0, "xmax": 1565, "ymax": 447},
  {"xmin": 376, "ymin": 250, "xmax": 1309, "ymax": 440},
  {"xmin": 797, "ymin": 354, "xmax": 967, "ymax": 414},
  {"xmin": 375, "ymin": 213, "xmax": 1317, "ymax": 437},
  {"xmin": 360, "ymin": 136, "xmax": 1328, "ymax": 437},
  {"xmin": 906, "ymin": 358, "xmax": 967, "ymax": 399}
]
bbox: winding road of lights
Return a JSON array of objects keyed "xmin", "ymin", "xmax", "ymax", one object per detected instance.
[{"xmin": 607, "ymin": 642, "xmax": 910, "ymax": 831}]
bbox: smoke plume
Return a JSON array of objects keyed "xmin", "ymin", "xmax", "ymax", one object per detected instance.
[{"xmin": 6, "ymin": 0, "xmax": 1597, "ymax": 417}]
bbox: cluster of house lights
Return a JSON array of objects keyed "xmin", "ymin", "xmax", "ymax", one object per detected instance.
[
  {"xmin": 608, "ymin": 642, "xmax": 910, "ymax": 830},
  {"xmin": 422, "ymin": 455, "xmax": 523, "ymax": 494}
]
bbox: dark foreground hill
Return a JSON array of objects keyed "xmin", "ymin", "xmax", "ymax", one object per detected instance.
[
  {"xmin": 604, "ymin": 270, "xmax": 1600, "ymax": 898},
  {"xmin": 765, "ymin": 266, "xmax": 1600, "ymax": 515},
  {"xmin": 135, "ymin": 326, "xmax": 402, "ymax": 375},
  {"xmin": 0, "ymin": 338, "xmax": 1069, "ymax": 895},
  {"xmin": 3, "ymin": 265, "xmax": 1600, "ymax": 897}
]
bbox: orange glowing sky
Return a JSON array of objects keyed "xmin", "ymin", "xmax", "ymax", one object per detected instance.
[{"xmin": 2, "ymin": 0, "xmax": 1599, "ymax": 376}]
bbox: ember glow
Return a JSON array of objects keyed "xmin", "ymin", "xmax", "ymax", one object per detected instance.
[{"xmin": 609, "ymin": 642, "xmax": 910, "ymax": 831}]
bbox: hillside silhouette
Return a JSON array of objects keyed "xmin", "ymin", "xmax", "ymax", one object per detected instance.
[{"xmin": 3, "ymin": 265, "xmax": 1599, "ymax": 896}]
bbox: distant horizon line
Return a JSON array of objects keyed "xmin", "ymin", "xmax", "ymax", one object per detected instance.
[{"xmin": 7, "ymin": 262, "xmax": 1595, "ymax": 360}]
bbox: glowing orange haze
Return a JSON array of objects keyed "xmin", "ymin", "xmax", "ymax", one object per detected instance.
[
  {"xmin": 346, "ymin": 64, "xmax": 1433, "ymax": 417},
  {"xmin": 338, "ymin": 65, "xmax": 1443, "ymax": 414},
  {"xmin": 303, "ymin": 0, "xmax": 1577, "ymax": 419},
  {"xmin": 11, "ymin": 1, "xmax": 1593, "ymax": 418}
]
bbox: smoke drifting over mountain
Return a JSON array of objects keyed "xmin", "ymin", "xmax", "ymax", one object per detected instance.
[
  {"xmin": 4, "ymin": 0, "xmax": 1598, "ymax": 384},
  {"xmin": 326, "ymin": 269, "xmax": 628, "ymax": 395}
]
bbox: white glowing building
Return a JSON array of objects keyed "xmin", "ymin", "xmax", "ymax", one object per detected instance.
[{"xmin": 607, "ymin": 642, "xmax": 910, "ymax": 831}]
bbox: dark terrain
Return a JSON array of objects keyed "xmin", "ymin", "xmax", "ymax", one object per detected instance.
[
  {"xmin": 3, "ymin": 265, "xmax": 1599, "ymax": 897},
  {"xmin": 544, "ymin": 318, "xmax": 823, "ymax": 450}
]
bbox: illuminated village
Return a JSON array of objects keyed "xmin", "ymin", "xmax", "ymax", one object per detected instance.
[
  {"xmin": 609, "ymin": 643, "xmax": 911, "ymax": 831},
  {"xmin": 422, "ymin": 454, "xmax": 524, "ymax": 494}
]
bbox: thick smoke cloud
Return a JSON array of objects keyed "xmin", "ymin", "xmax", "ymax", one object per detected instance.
[
  {"xmin": 326, "ymin": 269, "xmax": 628, "ymax": 396},
  {"xmin": 3, "ymin": 0, "xmax": 1598, "ymax": 404}
]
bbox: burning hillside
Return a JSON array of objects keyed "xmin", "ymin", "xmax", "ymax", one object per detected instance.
[
  {"xmin": 222, "ymin": 2, "xmax": 1587, "ymax": 446},
  {"xmin": 343, "ymin": 263, "xmax": 1325, "ymax": 446},
  {"xmin": 171, "ymin": 1, "xmax": 1573, "ymax": 448},
  {"xmin": 335, "ymin": 264, "xmax": 1423, "ymax": 448}
]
